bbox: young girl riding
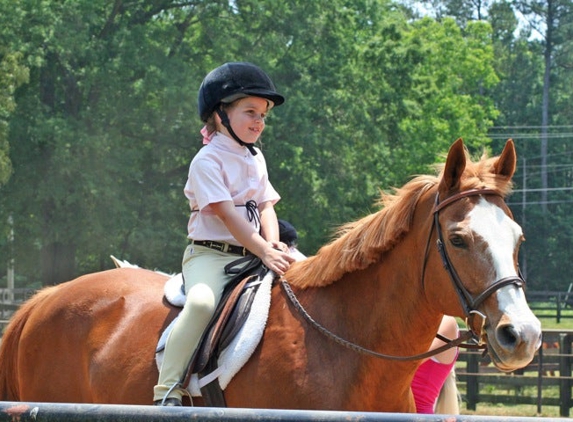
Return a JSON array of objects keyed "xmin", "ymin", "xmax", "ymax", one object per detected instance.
[{"xmin": 154, "ymin": 62, "xmax": 295, "ymax": 406}]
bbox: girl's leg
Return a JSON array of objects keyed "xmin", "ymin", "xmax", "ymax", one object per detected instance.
[{"xmin": 153, "ymin": 245, "xmax": 238, "ymax": 403}]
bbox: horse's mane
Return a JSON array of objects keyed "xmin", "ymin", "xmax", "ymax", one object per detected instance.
[{"xmin": 287, "ymin": 151, "xmax": 513, "ymax": 289}]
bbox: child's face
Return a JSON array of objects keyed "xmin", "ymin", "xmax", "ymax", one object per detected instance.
[{"xmin": 221, "ymin": 96, "xmax": 270, "ymax": 144}]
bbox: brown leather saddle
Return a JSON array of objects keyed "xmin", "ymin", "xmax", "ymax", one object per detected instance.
[{"xmin": 181, "ymin": 255, "xmax": 268, "ymax": 407}]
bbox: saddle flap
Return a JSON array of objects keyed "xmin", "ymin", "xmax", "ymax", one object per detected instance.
[{"xmin": 219, "ymin": 281, "xmax": 259, "ymax": 351}]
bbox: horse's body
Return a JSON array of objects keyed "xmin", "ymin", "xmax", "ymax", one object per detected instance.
[{"xmin": 0, "ymin": 139, "xmax": 541, "ymax": 412}]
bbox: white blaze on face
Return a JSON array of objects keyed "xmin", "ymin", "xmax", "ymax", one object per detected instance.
[
  {"xmin": 468, "ymin": 198, "xmax": 521, "ymax": 280},
  {"xmin": 467, "ymin": 198, "xmax": 532, "ymax": 318}
]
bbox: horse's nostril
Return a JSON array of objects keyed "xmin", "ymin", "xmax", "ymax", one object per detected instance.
[{"xmin": 497, "ymin": 324, "xmax": 519, "ymax": 349}]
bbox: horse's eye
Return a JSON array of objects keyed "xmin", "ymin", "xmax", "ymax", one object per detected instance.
[{"xmin": 450, "ymin": 236, "xmax": 466, "ymax": 248}]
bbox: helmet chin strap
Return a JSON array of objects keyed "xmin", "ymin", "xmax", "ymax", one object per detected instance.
[{"xmin": 216, "ymin": 109, "xmax": 258, "ymax": 156}]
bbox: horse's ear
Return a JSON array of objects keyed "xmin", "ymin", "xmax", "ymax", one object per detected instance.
[
  {"xmin": 492, "ymin": 139, "xmax": 516, "ymax": 179},
  {"xmin": 439, "ymin": 138, "xmax": 467, "ymax": 192}
]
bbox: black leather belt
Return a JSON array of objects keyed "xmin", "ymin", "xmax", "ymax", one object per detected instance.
[{"xmin": 191, "ymin": 240, "xmax": 250, "ymax": 256}]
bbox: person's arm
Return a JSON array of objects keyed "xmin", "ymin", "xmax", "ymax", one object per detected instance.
[
  {"xmin": 430, "ymin": 316, "xmax": 459, "ymax": 364},
  {"xmin": 210, "ymin": 200, "xmax": 294, "ymax": 275},
  {"xmin": 259, "ymin": 200, "xmax": 292, "ymax": 252}
]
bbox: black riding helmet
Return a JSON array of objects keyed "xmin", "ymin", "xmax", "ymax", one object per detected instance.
[
  {"xmin": 198, "ymin": 62, "xmax": 285, "ymax": 121},
  {"xmin": 198, "ymin": 62, "xmax": 285, "ymax": 155}
]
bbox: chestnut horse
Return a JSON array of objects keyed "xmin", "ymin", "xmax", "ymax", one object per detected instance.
[{"xmin": 0, "ymin": 139, "xmax": 541, "ymax": 412}]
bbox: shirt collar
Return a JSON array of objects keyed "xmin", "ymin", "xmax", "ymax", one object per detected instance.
[{"xmin": 210, "ymin": 132, "xmax": 256, "ymax": 154}]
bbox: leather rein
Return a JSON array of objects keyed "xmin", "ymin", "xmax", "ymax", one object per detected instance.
[{"xmin": 279, "ymin": 188, "xmax": 526, "ymax": 361}]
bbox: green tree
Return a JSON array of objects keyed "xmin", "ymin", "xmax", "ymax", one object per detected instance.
[
  {"xmin": 0, "ymin": 0, "xmax": 501, "ymax": 287},
  {"xmin": 0, "ymin": 0, "xmax": 212, "ymax": 285},
  {"xmin": 494, "ymin": 0, "xmax": 573, "ymax": 290},
  {"xmin": 516, "ymin": 0, "xmax": 573, "ymax": 212},
  {"xmin": 395, "ymin": 17, "xmax": 499, "ymax": 177},
  {"xmin": 417, "ymin": 0, "xmax": 494, "ymax": 24},
  {"xmin": 0, "ymin": 51, "xmax": 28, "ymax": 186},
  {"xmin": 489, "ymin": 0, "xmax": 543, "ymax": 129},
  {"xmin": 404, "ymin": 0, "xmax": 573, "ymax": 291}
]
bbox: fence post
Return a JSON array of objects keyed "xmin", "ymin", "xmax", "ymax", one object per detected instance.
[
  {"xmin": 557, "ymin": 293, "xmax": 562, "ymax": 324},
  {"xmin": 559, "ymin": 333, "xmax": 572, "ymax": 417},
  {"xmin": 537, "ymin": 339, "xmax": 543, "ymax": 414},
  {"xmin": 466, "ymin": 351, "xmax": 479, "ymax": 411}
]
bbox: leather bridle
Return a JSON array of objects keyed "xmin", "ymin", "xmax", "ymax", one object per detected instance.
[
  {"xmin": 424, "ymin": 188, "xmax": 526, "ymax": 343},
  {"xmin": 279, "ymin": 187, "xmax": 526, "ymax": 361}
]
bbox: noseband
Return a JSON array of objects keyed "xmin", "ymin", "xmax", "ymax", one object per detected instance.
[{"xmin": 425, "ymin": 188, "xmax": 526, "ymax": 341}]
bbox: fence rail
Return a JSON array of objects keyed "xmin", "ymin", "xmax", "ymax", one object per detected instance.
[
  {"xmin": 0, "ymin": 401, "xmax": 569, "ymax": 422},
  {"xmin": 527, "ymin": 290, "xmax": 573, "ymax": 322},
  {"xmin": 0, "ymin": 288, "xmax": 34, "ymax": 329}
]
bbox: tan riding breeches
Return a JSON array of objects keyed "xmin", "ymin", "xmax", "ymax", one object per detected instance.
[{"xmin": 153, "ymin": 244, "xmax": 239, "ymax": 402}]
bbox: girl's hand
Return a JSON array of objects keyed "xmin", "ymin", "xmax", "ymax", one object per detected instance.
[
  {"xmin": 261, "ymin": 244, "xmax": 295, "ymax": 276},
  {"xmin": 268, "ymin": 240, "xmax": 289, "ymax": 254}
]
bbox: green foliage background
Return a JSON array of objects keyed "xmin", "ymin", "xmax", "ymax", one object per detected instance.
[{"xmin": 0, "ymin": 0, "xmax": 571, "ymax": 290}]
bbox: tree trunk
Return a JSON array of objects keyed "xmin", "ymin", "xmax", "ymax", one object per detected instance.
[
  {"xmin": 41, "ymin": 241, "xmax": 76, "ymax": 286},
  {"xmin": 540, "ymin": 0, "xmax": 554, "ymax": 214}
]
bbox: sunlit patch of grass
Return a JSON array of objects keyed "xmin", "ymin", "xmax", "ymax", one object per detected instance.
[
  {"xmin": 460, "ymin": 402, "xmax": 561, "ymax": 418},
  {"xmin": 537, "ymin": 316, "xmax": 573, "ymax": 330}
]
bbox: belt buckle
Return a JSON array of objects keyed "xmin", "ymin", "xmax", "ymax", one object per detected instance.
[{"xmin": 209, "ymin": 241, "xmax": 224, "ymax": 252}]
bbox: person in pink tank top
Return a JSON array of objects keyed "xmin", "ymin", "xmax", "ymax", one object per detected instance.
[{"xmin": 411, "ymin": 315, "xmax": 460, "ymax": 414}]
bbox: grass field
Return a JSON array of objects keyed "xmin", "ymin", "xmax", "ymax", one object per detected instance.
[
  {"xmin": 457, "ymin": 315, "xmax": 573, "ymax": 418},
  {"xmin": 461, "ymin": 403, "xmax": 561, "ymax": 418},
  {"xmin": 537, "ymin": 315, "xmax": 573, "ymax": 330}
]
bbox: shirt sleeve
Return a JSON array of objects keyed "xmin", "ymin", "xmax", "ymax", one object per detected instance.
[
  {"xmin": 190, "ymin": 157, "xmax": 233, "ymax": 210},
  {"xmin": 254, "ymin": 153, "xmax": 281, "ymax": 205}
]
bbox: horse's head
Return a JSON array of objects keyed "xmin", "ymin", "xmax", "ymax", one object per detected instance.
[
  {"xmin": 286, "ymin": 137, "xmax": 540, "ymax": 373},
  {"xmin": 430, "ymin": 138, "xmax": 541, "ymax": 371}
]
